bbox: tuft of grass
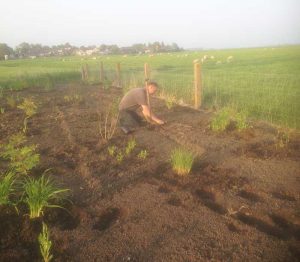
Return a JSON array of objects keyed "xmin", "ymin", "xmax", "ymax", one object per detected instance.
[
  {"xmin": 125, "ymin": 138, "xmax": 136, "ymax": 155},
  {"xmin": 22, "ymin": 174, "xmax": 69, "ymax": 219},
  {"xmin": 235, "ymin": 111, "xmax": 249, "ymax": 131},
  {"xmin": 210, "ymin": 107, "xmax": 232, "ymax": 132},
  {"xmin": 0, "ymin": 107, "xmax": 4, "ymax": 114},
  {"xmin": 137, "ymin": 150, "xmax": 148, "ymax": 160},
  {"xmin": 276, "ymin": 129, "xmax": 290, "ymax": 149},
  {"xmin": 38, "ymin": 222, "xmax": 53, "ymax": 262},
  {"xmin": 116, "ymin": 152, "xmax": 124, "ymax": 163},
  {"xmin": 0, "ymin": 171, "xmax": 16, "ymax": 206},
  {"xmin": 170, "ymin": 148, "xmax": 194, "ymax": 176}
]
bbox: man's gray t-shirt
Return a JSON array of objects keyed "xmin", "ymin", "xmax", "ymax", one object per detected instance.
[{"xmin": 119, "ymin": 88, "xmax": 147, "ymax": 111}]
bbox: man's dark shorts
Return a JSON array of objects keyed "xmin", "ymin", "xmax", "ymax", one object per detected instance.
[{"xmin": 119, "ymin": 109, "xmax": 145, "ymax": 132}]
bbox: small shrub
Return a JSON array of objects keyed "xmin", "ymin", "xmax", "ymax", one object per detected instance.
[
  {"xmin": 125, "ymin": 138, "xmax": 136, "ymax": 155},
  {"xmin": 0, "ymin": 171, "xmax": 16, "ymax": 206},
  {"xmin": 17, "ymin": 98, "xmax": 38, "ymax": 133},
  {"xmin": 38, "ymin": 222, "xmax": 53, "ymax": 262},
  {"xmin": 170, "ymin": 148, "xmax": 194, "ymax": 176},
  {"xmin": 22, "ymin": 174, "xmax": 69, "ymax": 219},
  {"xmin": 210, "ymin": 107, "xmax": 232, "ymax": 132},
  {"xmin": 0, "ymin": 133, "xmax": 40, "ymax": 175},
  {"xmin": 108, "ymin": 145, "xmax": 117, "ymax": 157},
  {"xmin": 98, "ymin": 105, "xmax": 119, "ymax": 142},
  {"xmin": 138, "ymin": 150, "xmax": 148, "ymax": 160}
]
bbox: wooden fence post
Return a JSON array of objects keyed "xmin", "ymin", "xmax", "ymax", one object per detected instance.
[
  {"xmin": 194, "ymin": 62, "xmax": 201, "ymax": 109},
  {"xmin": 144, "ymin": 63, "xmax": 151, "ymax": 118},
  {"xmin": 81, "ymin": 66, "xmax": 85, "ymax": 81},
  {"xmin": 116, "ymin": 62, "xmax": 121, "ymax": 87},
  {"xmin": 100, "ymin": 62, "xmax": 104, "ymax": 83},
  {"xmin": 84, "ymin": 63, "xmax": 89, "ymax": 81}
]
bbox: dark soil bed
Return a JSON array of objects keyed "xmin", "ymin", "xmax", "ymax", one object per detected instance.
[{"xmin": 0, "ymin": 84, "xmax": 299, "ymax": 261}]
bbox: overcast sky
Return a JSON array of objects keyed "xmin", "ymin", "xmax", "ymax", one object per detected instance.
[{"xmin": 0, "ymin": 0, "xmax": 299, "ymax": 49}]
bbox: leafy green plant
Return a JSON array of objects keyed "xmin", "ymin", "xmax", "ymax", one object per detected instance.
[
  {"xmin": 38, "ymin": 222, "xmax": 53, "ymax": 262},
  {"xmin": 125, "ymin": 138, "xmax": 136, "ymax": 155},
  {"xmin": 0, "ymin": 171, "xmax": 16, "ymax": 206},
  {"xmin": 116, "ymin": 152, "xmax": 124, "ymax": 163},
  {"xmin": 22, "ymin": 174, "xmax": 69, "ymax": 219},
  {"xmin": 235, "ymin": 111, "xmax": 249, "ymax": 131},
  {"xmin": 138, "ymin": 150, "xmax": 148, "ymax": 160},
  {"xmin": 0, "ymin": 107, "xmax": 4, "ymax": 114},
  {"xmin": 108, "ymin": 145, "xmax": 117, "ymax": 157},
  {"xmin": 160, "ymin": 91, "xmax": 176, "ymax": 110},
  {"xmin": 170, "ymin": 148, "xmax": 194, "ymax": 176},
  {"xmin": 0, "ymin": 133, "xmax": 40, "ymax": 175},
  {"xmin": 210, "ymin": 107, "xmax": 232, "ymax": 132},
  {"xmin": 17, "ymin": 98, "xmax": 38, "ymax": 133}
]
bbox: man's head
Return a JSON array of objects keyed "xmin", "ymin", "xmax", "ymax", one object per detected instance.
[{"xmin": 146, "ymin": 81, "xmax": 158, "ymax": 95}]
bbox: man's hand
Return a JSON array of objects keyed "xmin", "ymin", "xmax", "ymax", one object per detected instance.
[{"xmin": 156, "ymin": 119, "xmax": 165, "ymax": 125}]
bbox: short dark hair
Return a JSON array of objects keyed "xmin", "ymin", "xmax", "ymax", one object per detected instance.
[{"xmin": 147, "ymin": 81, "xmax": 159, "ymax": 88}]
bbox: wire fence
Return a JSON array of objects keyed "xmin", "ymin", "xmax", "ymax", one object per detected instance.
[{"xmin": 82, "ymin": 63, "xmax": 300, "ymax": 129}]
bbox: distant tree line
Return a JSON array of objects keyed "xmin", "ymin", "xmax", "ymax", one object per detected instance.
[{"xmin": 0, "ymin": 42, "xmax": 183, "ymax": 60}]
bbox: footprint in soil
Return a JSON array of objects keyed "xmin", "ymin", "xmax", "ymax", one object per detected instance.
[{"xmin": 93, "ymin": 207, "xmax": 123, "ymax": 231}]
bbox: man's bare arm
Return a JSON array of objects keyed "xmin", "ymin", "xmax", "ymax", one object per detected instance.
[{"xmin": 141, "ymin": 105, "xmax": 164, "ymax": 125}]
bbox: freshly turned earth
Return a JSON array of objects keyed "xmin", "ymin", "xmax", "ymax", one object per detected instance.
[{"xmin": 0, "ymin": 84, "xmax": 299, "ymax": 262}]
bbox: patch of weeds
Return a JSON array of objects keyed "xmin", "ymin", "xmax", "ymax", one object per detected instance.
[
  {"xmin": 0, "ymin": 133, "xmax": 40, "ymax": 175},
  {"xmin": 170, "ymin": 148, "xmax": 194, "ymax": 176},
  {"xmin": 38, "ymin": 222, "xmax": 53, "ymax": 262},
  {"xmin": 125, "ymin": 138, "xmax": 136, "ymax": 156},
  {"xmin": 108, "ymin": 145, "xmax": 117, "ymax": 157},
  {"xmin": 0, "ymin": 171, "xmax": 16, "ymax": 206},
  {"xmin": 63, "ymin": 94, "xmax": 82, "ymax": 103},
  {"xmin": 22, "ymin": 174, "xmax": 69, "ymax": 219},
  {"xmin": 138, "ymin": 150, "xmax": 148, "ymax": 160}
]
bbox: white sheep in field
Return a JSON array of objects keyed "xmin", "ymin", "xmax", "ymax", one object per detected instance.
[{"xmin": 227, "ymin": 56, "xmax": 233, "ymax": 63}]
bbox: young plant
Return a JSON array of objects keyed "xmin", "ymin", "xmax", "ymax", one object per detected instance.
[
  {"xmin": 138, "ymin": 150, "xmax": 148, "ymax": 160},
  {"xmin": 276, "ymin": 129, "xmax": 290, "ymax": 149},
  {"xmin": 210, "ymin": 107, "xmax": 232, "ymax": 132},
  {"xmin": 116, "ymin": 152, "xmax": 124, "ymax": 163},
  {"xmin": 170, "ymin": 148, "xmax": 194, "ymax": 176},
  {"xmin": 38, "ymin": 222, "xmax": 53, "ymax": 262},
  {"xmin": 22, "ymin": 174, "xmax": 69, "ymax": 219},
  {"xmin": 17, "ymin": 98, "xmax": 38, "ymax": 133},
  {"xmin": 98, "ymin": 105, "xmax": 119, "ymax": 142},
  {"xmin": 108, "ymin": 145, "xmax": 117, "ymax": 157},
  {"xmin": 125, "ymin": 138, "xmax": 136, "ymax": 155},
  {"xmin": 0, "ymin": 133, "xmax": 40, "ymax": 175},
  {"xmin": 0, "ymin": 107, "xmax": 4, "ymax": 114},
  {"xmin": 0, "ymin": 171, "xmax": 15, "ymax": 206}
]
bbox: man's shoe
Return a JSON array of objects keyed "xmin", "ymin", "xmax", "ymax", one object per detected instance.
[{"xmin": 120, "ymin": 126, "xmax": 132, "ymax": 134}]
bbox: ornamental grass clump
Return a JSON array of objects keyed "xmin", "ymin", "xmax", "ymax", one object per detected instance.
[
  {"xmin": 0, "ymin": 171, "xmax": 16, "ymax": 206},
  {"xmin": 22, "ymin": 175, "xmax": 69, "ymax": 219},
  {"xmin": 38, "ymin": 222, "xmax": 53, "ymax": 262},
  {"xmin": 170, "ymin": 148, "xmax": 194, "ymax": 176}
]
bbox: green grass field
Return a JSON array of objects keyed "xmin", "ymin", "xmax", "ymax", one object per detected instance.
[{"xmin": 0, "ymin": 45, "xmax": 299, "ymax": 128}]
